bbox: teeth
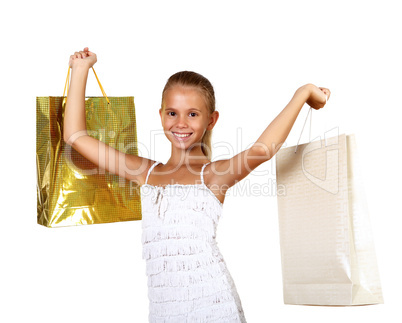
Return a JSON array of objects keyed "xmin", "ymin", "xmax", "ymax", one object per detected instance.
[{"xmin": 174, "ymin": 133, "xmax": 191, "ymax": 138}]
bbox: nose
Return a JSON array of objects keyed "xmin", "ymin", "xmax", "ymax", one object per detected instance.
[{"xmin": 176, "ymin": 115, "xmax": 188, "ymax": 128}]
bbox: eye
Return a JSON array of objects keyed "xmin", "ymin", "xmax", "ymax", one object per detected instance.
[
  {"xmin": 189, "ymin": 112, "xmax": 198, "ymax": 117},
  {"xmin": 167, "ymin": 111, "xmax": 176, "ymax": 117}
]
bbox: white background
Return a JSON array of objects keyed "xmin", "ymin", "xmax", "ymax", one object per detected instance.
[{"xmin": 1, "ymin": 0, "xmax": 401, "ymax": 322}]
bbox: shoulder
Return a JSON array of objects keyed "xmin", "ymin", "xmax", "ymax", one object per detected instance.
[
  {"xmin": 202, "ymin": 159, "xmax": 232, "ymax": 189},
  {"xmin": 128, "ymin": 158, "xmax": 161, "ymax": 186},
  {"xmin": 201, "ymin": 160, "xmax": 233, "ymax": 204},
  {"xmin": 202, "ymin": 159, "xmax": 230, "ymax": 178},
  {"xmin": 202, "ymin": 157, "xmax": 250, "ymax": 190}
]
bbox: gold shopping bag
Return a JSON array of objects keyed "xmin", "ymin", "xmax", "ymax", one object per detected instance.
[
  {"xmin": 275, "ymin": 132, "xmax": 383, "ymax": 305},
  {"xmin": 36, "ymin": 67, "xmax": 141, "ymax": 228}
]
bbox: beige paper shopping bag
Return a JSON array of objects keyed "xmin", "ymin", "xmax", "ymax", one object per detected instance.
[{"xmin": 275, "ymin": 133, "xmax": 383, "ymax": 305}]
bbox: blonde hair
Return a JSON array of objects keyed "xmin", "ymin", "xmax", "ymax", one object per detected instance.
[{"xmin": 161, "ymin": 71, "xmax": 216, "ymax": 160}]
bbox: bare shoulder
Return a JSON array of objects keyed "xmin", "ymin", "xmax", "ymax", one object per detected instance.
[
  {"xmin": 202, "ymin": 146, "xmax": 267, "ymax": 191},
  {"xmin": 204, "ymin": 159, "xmax": 230, "ymax": 183},
  {"xmin": 124, "ymin": 155, "xmax": 159, "ymax": 185},
  {"xmin": 202, "ymin": 159, "xmax": 233, "ymax": 204},
  {"xmin": 203, "ymin": 159, "xmax": 233, "ymax": 186}
]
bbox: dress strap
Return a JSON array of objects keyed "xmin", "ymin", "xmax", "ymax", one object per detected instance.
[
  {"xmin": 200, "ymin": 162, "xmax": 211, "ymax": 185},
  {"xmin": 145, "ymin": 161, "xmax": 161, "ymax": 185}
]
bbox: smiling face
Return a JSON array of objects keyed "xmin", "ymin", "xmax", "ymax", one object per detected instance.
[{"xmin": 160, "ymin": 85, "xmax": 218, "ymax": 154}]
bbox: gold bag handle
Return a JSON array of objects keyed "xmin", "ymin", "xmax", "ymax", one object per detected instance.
[{"xmin": 63, "ymin": 66, "xmax": 110, "ymax": 104}]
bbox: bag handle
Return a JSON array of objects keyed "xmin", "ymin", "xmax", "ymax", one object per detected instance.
[
  {"xmin": 294, "ymin": 107, "xmax": 313, "ymax": 153},
  {"xmin": 294, "ymin": 94, "xmax": 328, "ymax": 153},
  {"xmin": 63, "ymin": 66, "xmax": 110, "ymax": 105}
]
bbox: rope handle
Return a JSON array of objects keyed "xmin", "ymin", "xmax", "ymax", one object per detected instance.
[
  {"xmin": 63, "ymin": 66, "xmax": 110, "ymax": 104},
  {"xmin": 294, "ymin": 107, "xmax": 313, "ymax": 153},
  {"xmin": 294, "ymin": 94, "xmax": 328, "ymax": 153}
]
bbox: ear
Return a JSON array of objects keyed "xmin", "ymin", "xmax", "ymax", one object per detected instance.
[
  {"xmin": 207, "ymin": 111, "xmax": 219, "ymax": 131},
  {"xmin": 159, "ymin": 108, "xmax": 163, "ymax": 121}
]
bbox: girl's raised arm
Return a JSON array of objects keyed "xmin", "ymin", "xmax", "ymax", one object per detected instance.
[
  {"xmin": 207, "ymin": 84, "xmax": 330, "ymax": 190},
  {"xmin": 63, "ymin": 48, "xmax": 153, "ymax": 185}
]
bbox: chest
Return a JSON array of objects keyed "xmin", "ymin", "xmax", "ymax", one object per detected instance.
[
  {"xmin": 147, "ymin": 166, "xmax": 203, "ymax": 186},
  {"xmin": 140, "ymin": 184, "xmax": 222, "ymax": 228}
]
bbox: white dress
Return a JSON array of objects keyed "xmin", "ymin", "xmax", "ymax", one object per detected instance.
[{"xmin": 141, "ymin": 161, "xmax": 247, "ymax": 323}]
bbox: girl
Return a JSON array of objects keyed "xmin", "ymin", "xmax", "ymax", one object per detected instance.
[{"xmin": 64, "ymin": 47, "xmax": 330, "ymax": 322}]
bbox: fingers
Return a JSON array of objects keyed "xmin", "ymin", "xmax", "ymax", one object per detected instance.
[
  {"xmin": 84, "ymin": 47, "xmax": 97, "ymax": 57},
  {"xmin": 70, "ymin": 48, "xmax": 95, "ymax": 60},
  {"xmin": 319, "ymin": 87, "xmax": 331, "ymax": 101},
  {"xmin": 324, "ymin": 89, "xmax": 331, "ymax": 101},
  {"xmin": 73, "ymin": 51, "xmax": 88, "ymax": 59},
  {"xmin": 69, "ymin": 47, "xmax": 97, "ymax": 68}
]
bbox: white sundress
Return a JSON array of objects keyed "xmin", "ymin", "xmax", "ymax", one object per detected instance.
[{"xmin": 140, "ymin": 161, "xmax": 247, "ymax": 323}]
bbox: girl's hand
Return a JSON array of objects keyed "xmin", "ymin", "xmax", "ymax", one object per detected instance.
[
  {"xmin": 305, "ymin": 84, "xmax": 331, "ymax": 110},
  {"xmin": 68, "ymin": 47, "xmax": 97, "ymax": 69}
]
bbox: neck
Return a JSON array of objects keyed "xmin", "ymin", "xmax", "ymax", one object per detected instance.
[{"xmin": 166, "ymin": 145, "xmax": 210, "ymax": 167}]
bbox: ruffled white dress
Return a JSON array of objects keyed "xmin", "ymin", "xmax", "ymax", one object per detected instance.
[{"xmin": 141, "ymin": 161, "xmax": 247, "ymax": 323}]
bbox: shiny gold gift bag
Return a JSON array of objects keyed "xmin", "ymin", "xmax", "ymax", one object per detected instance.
[{"xmin": 36, "ymin": 67, "xmax": 141, "ymax": 228}]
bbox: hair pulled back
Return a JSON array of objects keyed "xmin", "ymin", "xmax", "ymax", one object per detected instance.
[{"xmin": 161, "ymin": 71, "xmax": 216, "ymax": 160}]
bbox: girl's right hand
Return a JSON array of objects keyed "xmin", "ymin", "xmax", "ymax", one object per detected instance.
[{"xmin": 69, "ymin": 47, "xmax": 97, "ymax": 69}]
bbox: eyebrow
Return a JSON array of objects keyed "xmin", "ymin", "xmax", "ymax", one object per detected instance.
[{"xmin": 165, "ymin": 107, "xmax": 202, "ymax": 112}]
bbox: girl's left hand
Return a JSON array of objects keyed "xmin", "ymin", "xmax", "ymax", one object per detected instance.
[{"xmin": 305, "ymin": 84, "xmax": 331, "ymax": 110}]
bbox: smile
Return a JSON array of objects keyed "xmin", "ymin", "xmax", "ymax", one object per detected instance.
[{"xmin": 172, "ymin": 132, "xmax": 193, "ymax": 140}]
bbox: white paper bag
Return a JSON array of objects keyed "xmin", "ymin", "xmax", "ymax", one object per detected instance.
[{"xmin": 275, "ymin": 133, "xmax": 383, "ymax": 305}]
